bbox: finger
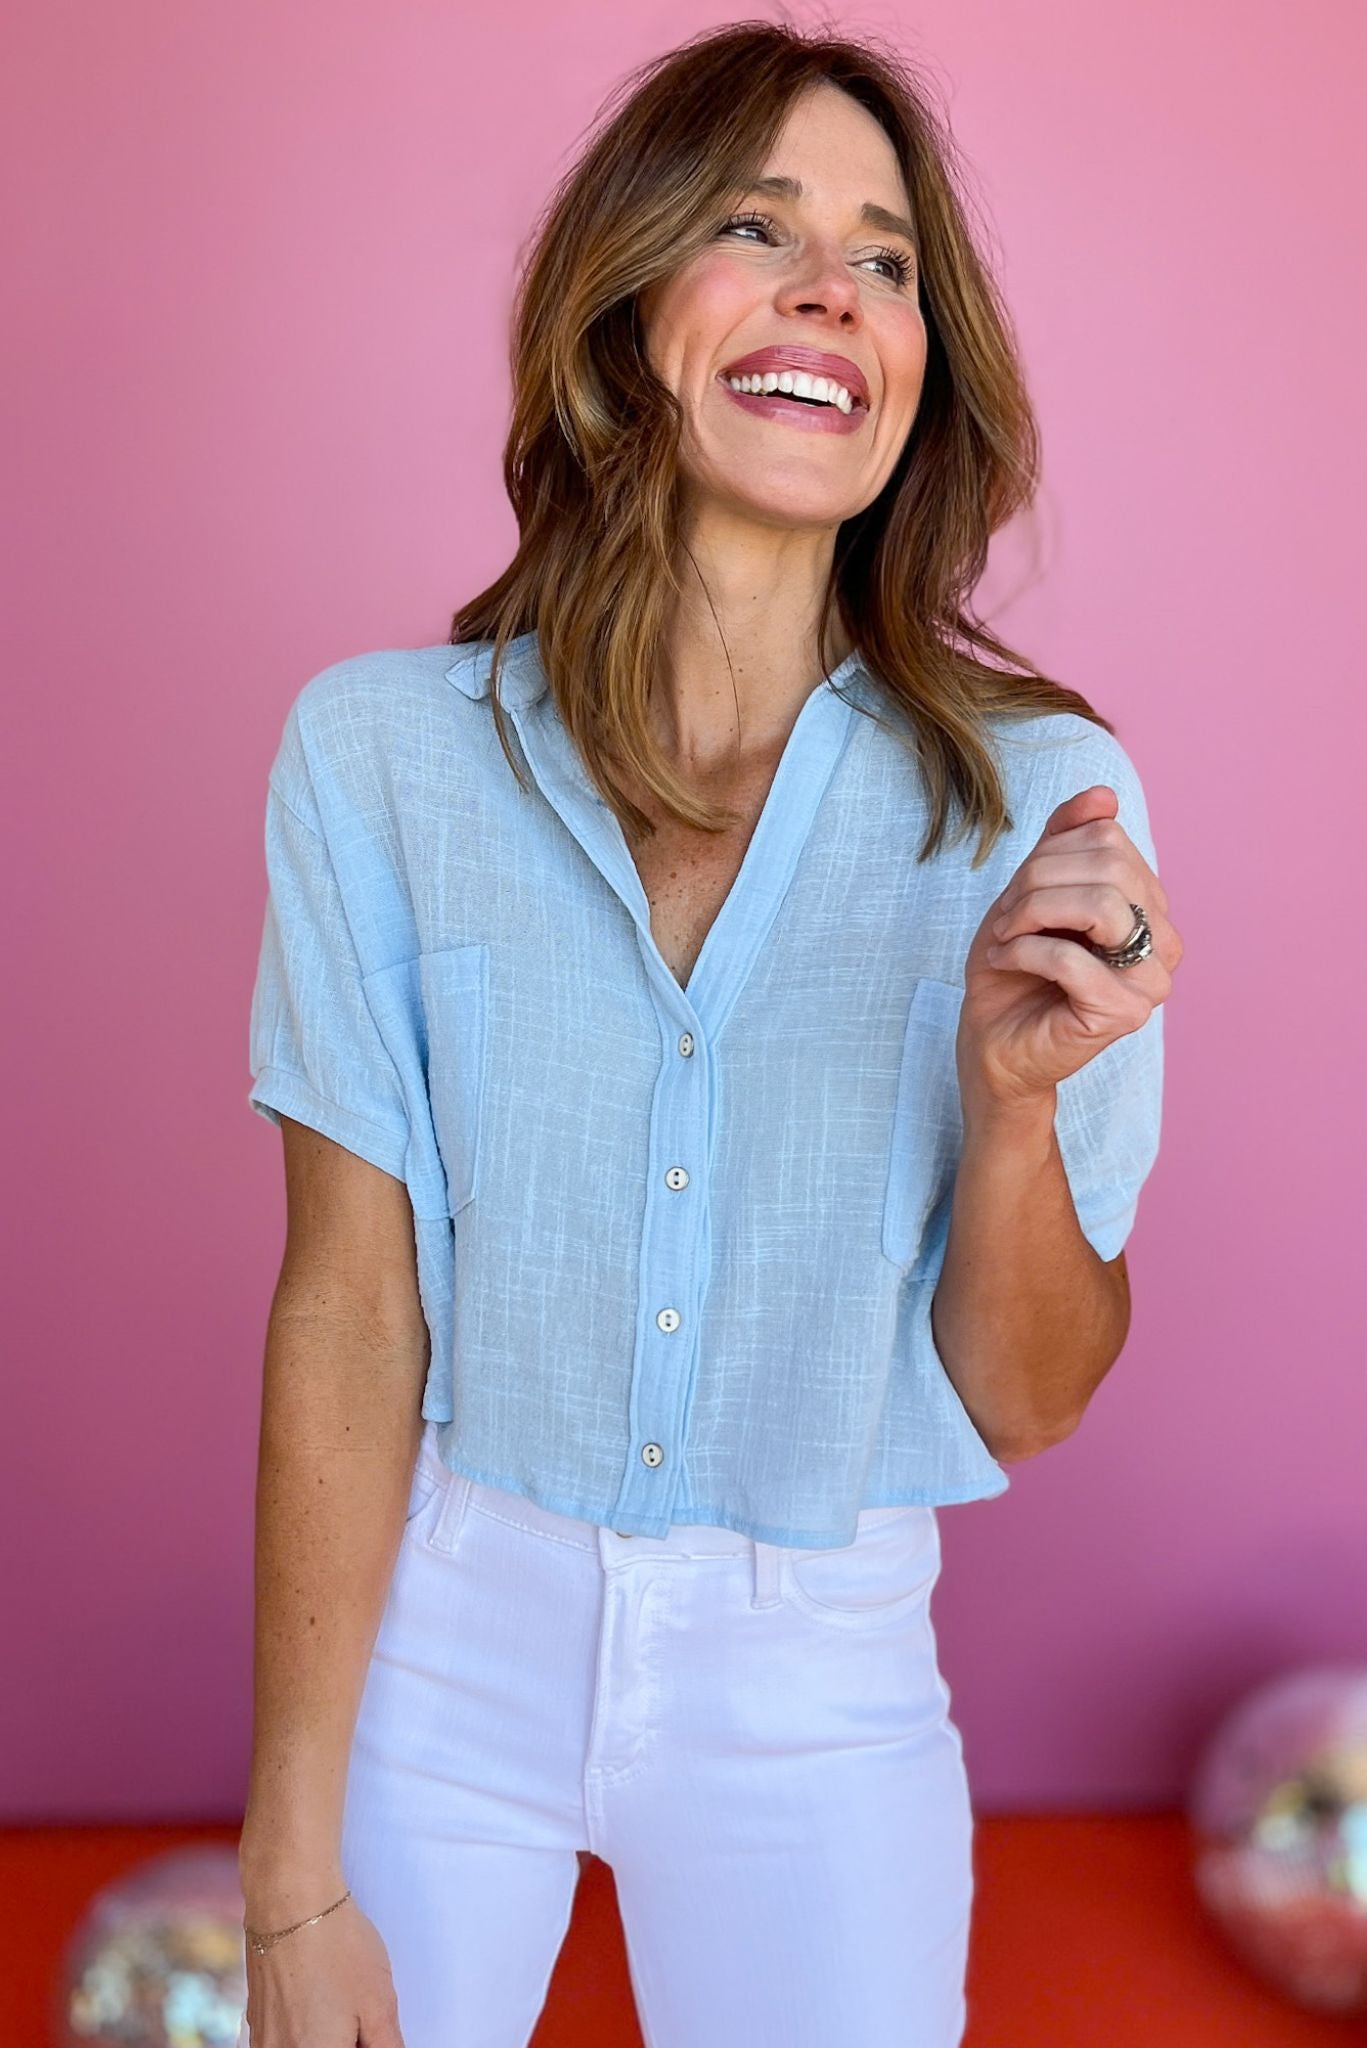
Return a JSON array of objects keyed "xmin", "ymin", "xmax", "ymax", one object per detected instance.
[
  {"xmin": 998, "ymin": 831, "xmax": 1169, "ymax": 924},
  {"xmin": 1038, "ymin": 783, "xmax": 1119, "ymax": 845},
  {"xmin": 989, "ymin": 881, "xmax": 1178, "ymax": 983},
  {"xmin": 993, "ymin": 882, "xmax": 1140, "ymax": 954},
  {"xmin": 983, "ymin": 930, "xmax": 1157, "ymax": 1025}
]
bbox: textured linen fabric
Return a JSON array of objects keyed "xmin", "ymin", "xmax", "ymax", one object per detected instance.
[{"xmin": 246, "ymin": 633, "xmax": 1164, "ymax": 1548}]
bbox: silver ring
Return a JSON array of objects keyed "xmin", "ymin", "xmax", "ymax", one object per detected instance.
[{"xmin": 1089, "ymin": 901, "xmax": 1153, "ymax": 970}]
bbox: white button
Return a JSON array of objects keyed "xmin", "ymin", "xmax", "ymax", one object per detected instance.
[
  {"xmin": 641, "ymin": 1442, "xmax": 664, "ymax": 1467},
  {"xmin": 665, "ymin": 1166, "xmax": 689, "ymax": 1190},
  {"xmin": 678, "ymin": 1032, "xmax": 694, "ymax": 1057},
  {"xmin": 655, "ymin": 1307, "xmax": 681, "ymax": 1333}
]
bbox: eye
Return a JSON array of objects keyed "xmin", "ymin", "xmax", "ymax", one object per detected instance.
[
  {"xmin": 719, "ymin": 210, "xmax": 779, "ymax": 243},
  {"xmin": 866, "ymin": 245, "xmax": 915, "ymax": 289},
  {"xmin": 718, "ymin": 212, "xmax": 916, "ymax": 291}
]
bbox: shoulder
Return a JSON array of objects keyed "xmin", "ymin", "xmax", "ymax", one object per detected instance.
[
  {"xmin": 986, "ymin": 708, "xmax": 1159, "ymax": 868},
  {"xmin": 289, "ymin": 643, "xmax": 465, "ymax": 754},
  {"xmin": 986, "ymin": 707, "xmax": 1148, "ymax": 796},
  {"xmin": 266, "ymin": 643, "xmax": 481, "ymax": 816}
]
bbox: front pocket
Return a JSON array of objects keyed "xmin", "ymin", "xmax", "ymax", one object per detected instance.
[
  {"xmin": 780, "ymin": 1508, "xmax": 942, "ymax": 1629},
  {"xmin": 417, "ymin": 943, "xmax": 490, "ymax": 1216},
  {"xmin": 403, "ymin": 1459, "xmax": 442, "ymax": 1526},
  {"xmin": 881, "ymin": 976, "xmax": 966, "ymax": 1269},
  {"xmin": 399, "ymin": 1428, "xmax": 456, "ymax": 1545}
]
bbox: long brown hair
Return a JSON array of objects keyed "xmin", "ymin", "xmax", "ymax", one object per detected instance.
[{"xmin": 449, "ymin": 19, "xmax": 1112, "ymax": 867}]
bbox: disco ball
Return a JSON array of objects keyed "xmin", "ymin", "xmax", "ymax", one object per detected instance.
[
  {"xmin": 55, "ymin": 1842, "xmax": 247, "ymax": 2047},
  {"xmin": 1189, "ymin": 1663, "xmax": 1367, "ymax": 2014}
]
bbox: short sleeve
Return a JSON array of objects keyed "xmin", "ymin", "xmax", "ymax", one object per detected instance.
[
  {"xmin": 246, "ymin": 709, "xmax": 411, "ymax": 1181},
  {"xmin": 1052, "ymin": 728, "xmax": 1165, "ymax": 1261}
]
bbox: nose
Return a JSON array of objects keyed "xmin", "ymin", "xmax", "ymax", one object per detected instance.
[{"xmin": 776, "ymin": 262, "xmax": 861, "ymax": 327}]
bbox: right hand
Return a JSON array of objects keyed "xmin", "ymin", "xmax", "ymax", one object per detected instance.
[{"xmin": 239, "ymin": 1892, "xmax": 404, "ymax": 2047}]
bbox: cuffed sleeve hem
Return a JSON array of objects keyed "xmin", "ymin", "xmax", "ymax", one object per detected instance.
[
  {"xmin": 247, "ymin": 1066, "xmax": 410, "ymax": 1183},
  {"xmin": 1073, "ymin": 1199, "xmax": 1139, "ymax": 1263}
]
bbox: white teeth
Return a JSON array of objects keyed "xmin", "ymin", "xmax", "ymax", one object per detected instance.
[{"xmin": 726, "ymin": 368, "xmax": 856, "ymax": 415}]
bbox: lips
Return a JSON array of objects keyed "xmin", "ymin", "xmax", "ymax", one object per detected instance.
[{"xmin": 719, "ymin": 347, "xmax": 870, "ymax": 409}]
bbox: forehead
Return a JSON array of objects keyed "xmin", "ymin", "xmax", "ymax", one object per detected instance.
[{"xmin": 755, "ymin": 83, "xmax": 911, "ymax": 214}]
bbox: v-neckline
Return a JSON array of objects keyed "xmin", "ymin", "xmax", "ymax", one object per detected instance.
[
  {"xmin": 507, "ymin": 656, "xmax": 863, "ymax": 1038},
  {"xmin": 620, "ymin": 682, "xmax": 835, "ymax": 997}
]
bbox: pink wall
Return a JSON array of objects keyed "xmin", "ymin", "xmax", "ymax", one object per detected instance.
[{"xmin": 5, "ymin": 0, "xmax": 1363, "ymax": 1822}]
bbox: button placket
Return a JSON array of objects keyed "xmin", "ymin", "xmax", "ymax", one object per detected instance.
[
  {"xmin": 489, "ymin": 654, "xmax": 863, "ymax": 1543},
  {"xmin": 610, "ymin": 683, "xmax": 856, "ymax": 1532},
  {"xmin": 606, "ymin": 995, "xmax": 712, "ymax": 1531}
]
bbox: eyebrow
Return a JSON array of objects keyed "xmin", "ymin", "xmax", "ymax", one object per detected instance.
[{"xmin": 741, "ymin": 174, "xmax": 918, "ymax": 253}]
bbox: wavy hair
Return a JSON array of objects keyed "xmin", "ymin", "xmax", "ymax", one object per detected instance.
[{"xmin": 449, "ymin": 18, "xmax": 1112, "ymax": 865}]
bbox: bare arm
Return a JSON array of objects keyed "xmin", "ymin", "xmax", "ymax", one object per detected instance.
[
  {"xmin": 932, "ymin": 765, "xmax": 1179, "ymax": 1466},
  {"xmin": 930, "ymin": 1088, "xmax": 1130, "ymax": 1463},
  {"xmin": 238, "ymin": 1116, "xmax": 430, "ymax": 1926}
]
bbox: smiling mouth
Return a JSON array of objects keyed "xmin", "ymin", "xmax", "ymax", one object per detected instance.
[
  {"xmin": 717, "ymin": 370, "xmax": 869, "ymax": 434},
  {"xmin": 720, "ymin": 368, "xmax": 866, "ymax": 416}
]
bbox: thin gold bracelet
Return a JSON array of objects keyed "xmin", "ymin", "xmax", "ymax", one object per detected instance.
[{"xmin": 244, "ymin": 1886, "xmax": 353, "ymax": 1956}]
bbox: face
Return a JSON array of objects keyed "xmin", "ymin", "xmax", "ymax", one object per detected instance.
[{"xmin": 639, "ymin": 81, "xmax": 927, "ymax": 535}]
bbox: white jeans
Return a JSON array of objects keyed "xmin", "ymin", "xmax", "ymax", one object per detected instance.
[{"xmin": 243, "ymin": 1420, "xmax": 973, "ymax": 2048}]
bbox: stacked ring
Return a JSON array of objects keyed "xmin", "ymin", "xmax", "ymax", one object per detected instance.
[{"xmin": 1089, "ymin": 901, "xmax": 1153, "ymax": 970}]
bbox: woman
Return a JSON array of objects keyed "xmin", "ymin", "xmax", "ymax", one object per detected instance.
[{"xmin": 238, "ymin": 22, "xmax": 1181, "ymax": 2048}]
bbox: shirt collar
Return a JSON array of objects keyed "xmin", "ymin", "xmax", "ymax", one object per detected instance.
[
  {"xmin": 445, "ymin": 631, "xmax": 881, "ymax": 717},
  {"xmin": 444, "ymin": 632, "xmax": 547, "ymax": 708}
]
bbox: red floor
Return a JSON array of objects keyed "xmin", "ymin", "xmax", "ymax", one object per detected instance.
[{"xmin": 4, "ymin": 1816, "xmax": 1361, "ymax": 2044}]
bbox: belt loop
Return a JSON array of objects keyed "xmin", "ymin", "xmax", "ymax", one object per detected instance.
[
  {"xmin": 751, "ymin": 1537, "xmax": 783, "ymax": 1609},
  {"xmin": 428, "ymin": 1471, "xmax": 473, "ymax": 1555}
]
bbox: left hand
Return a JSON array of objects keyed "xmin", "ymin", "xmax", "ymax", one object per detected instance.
[{"xmin": 959, "ymin": 784, "xmax": 1183, "ymax": 1115}]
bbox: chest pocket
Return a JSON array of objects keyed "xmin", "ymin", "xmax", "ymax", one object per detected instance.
[
  {"xmin": 418, "ymin": 942, "xmax": 490, "ymax": 1217},
  {"xmin": 882, "ymin": 976, "xmax": 966, "ymax": 1269}
]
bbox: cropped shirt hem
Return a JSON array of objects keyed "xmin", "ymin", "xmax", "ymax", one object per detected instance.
[{"xmin": 424, "ymin": 1428, "xmax": 1011, "ymax": 1550}]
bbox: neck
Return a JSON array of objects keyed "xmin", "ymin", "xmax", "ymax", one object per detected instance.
[{"xmin": 652, "ymin": 505, "xmax": 851, "ymax": 772}]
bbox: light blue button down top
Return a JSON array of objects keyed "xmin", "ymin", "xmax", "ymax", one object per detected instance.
[{"xmin": 247, "ymin": 633, "xmax": 1163, "ymax": 1547}]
